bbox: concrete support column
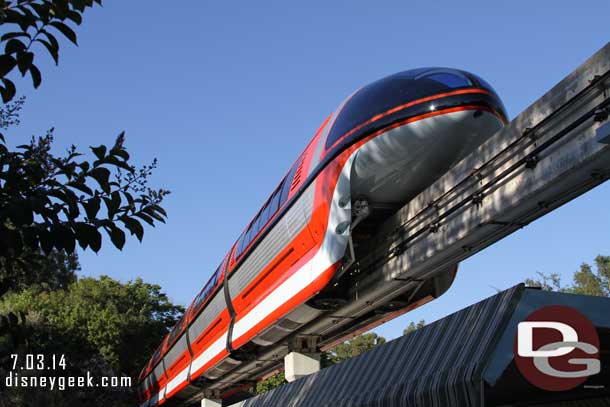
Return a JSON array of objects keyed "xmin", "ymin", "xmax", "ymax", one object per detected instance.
[
  {"xmin": 201, "ymin": 399, "xmax": 221, "ymax": 407},
  {"xmin": 284, "ymin": 351, "xmax": 320, "ymax": 382}
]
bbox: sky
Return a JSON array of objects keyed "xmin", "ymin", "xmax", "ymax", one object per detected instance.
[{"xmin": 7, "ymin": 1, "xmax": 610, "ymax": 340}]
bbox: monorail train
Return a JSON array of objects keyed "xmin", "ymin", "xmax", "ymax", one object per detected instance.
[{"xmin": 137, "ymin": 68, "xmax": 507, "ymax": 406}]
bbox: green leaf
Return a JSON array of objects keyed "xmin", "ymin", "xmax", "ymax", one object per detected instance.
[
  {"xmin": 40, "ymin": 29, "xmax": 60, "ymax": 55},
  {"xmin": 36, "ymin": 38, "xmax": 59, "ymax": 64},
  {"xmin": 98, "ymin": 154, "xmax": 133, "ymax": 171},
  {"xmin": 84, "ymin": 196, "xmax": 101, "ymax": 219},
  {"xmin": 88, "ymin": 167, "xmax": 110, "ymax": 193},
  {"xmin": 89, "ymin": 227, "xmax": 102, "ymax": 252},
  {"xmin": 90, "ymin": 144, "xmax": 106, "ymax": 160},
  {"xmin": 105, "ymin": 224, "xmax": 125, "ymax": 250},
  {"xmin": 29, "ymin": 3, "xmax": 51, "ymax": 21},
  {"xmin": 66, "ymin": 10, "xmax": 83, "ymax": 25},
  {"xmin": 142, "ymin": 206, "xmax": 165, "ymax": 223},
  {"xmin": 16, "ymin": 51, "xmax": 34, "ymax": 76},
  {"xmin": 0, "ymin": 55, "xmax": 17, "ymax": 77},
  {"xmin": 29, "ymin": 64, "xmax": 41, "ymax": 88},
  {"xmin": 56, "ymin": 225, "xmax": 76, "ymax": 253},
  {"xmin": 50, "ymin": 21, "xmax": 78, "ymax": 45},
  {"xmin": 150, "ymin": 204, "xmax": 167, "ymax": 217},
  {"xmin": 4, "ymin": 8, "xmax": 35, "ymax": 32},
  {"xmin": 121, "ymin": 217, "xmax": 144, "ymax": 241},
  {"xmin": 1, "ymin": 32, "xmax": 31, "ymax": 42},
  {"xmin": 134, "ymin": 212, "xmax": 155, "ymax": 226},
  {"xmin": 78, "ymin": 161, "xmax": 90, "ymax": 172},
  {"xmin": 110, "ymin": 147, "xmax": 129, "ymax": 161},
  {"xmin": 123, "ymin": 191, "xmax": 135, "ymax": 210},
  {"xmin": 38, "ymin": 228, "xmax": 54, "ymax": 255},
  {"xmin": 67, "ymin": 179, "xmax": 93, "ymax": 195},
  {"xmin": 74, "ymin": 222, "xmax": 101, "ymax": 251},
  {"xmin": 5, "ymin": 38, "xmax": 26, "ymax": 54},
  {"xmin": 71, "ymin": 0, "xmax": 87, "ymax": 12},
  {"xmin": 0, "ymin": 78, "xmax": 16, "ymax": 103},
  {"xmin": 103, "ymin": 191, "xmax": 121, "ymax": 218}
]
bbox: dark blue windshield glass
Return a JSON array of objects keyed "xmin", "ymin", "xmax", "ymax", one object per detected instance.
[{"xmin": 422, "ymin": 70, "xmax": 472, "ymax": 88}]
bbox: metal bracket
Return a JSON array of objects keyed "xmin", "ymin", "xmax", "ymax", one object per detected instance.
[
  {"xmin": 525, "ymin": 155, "xmax": 539, "ymax": 169},
  {"xmin": 594, "ymin": 107, "xmax": 609, "ymax": 122},
  {"xmin": 596, "ymin": 120, "xmax": 610, "ymax": 144},
  {"xmin": 472, "ymin": 191, "xmax": 485, "ymax": 206},
  {"xmin": 487, "ymin": 220, "xmax": 528, "ymax": 228},
  {"xmin": 337, "ymin": 199, "xmax": 370, "ymax": 280},
  {"xmin": 202, "ymin": 389, "xmax": 222, "ymax": 399},
  {"xmin": 523, "ymin": 127, "xmax": 536, "ymax": 140},
  {"xmin": 289, "ymin": 335, "xmax": 321, "ymax": 353}
]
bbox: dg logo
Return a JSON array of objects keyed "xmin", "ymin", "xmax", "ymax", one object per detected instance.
[{"xmin": 514, "ymin": 305, "xmax": 601, "ymax": 391}]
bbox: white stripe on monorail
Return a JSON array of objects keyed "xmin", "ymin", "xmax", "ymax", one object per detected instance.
[
  {"xmin": 146, "ymin": 386, "xmax": 164, "ymax": 407},
  {"xmin": 159, "ymin": 147, "xmax": 357, "ymax": 403}
]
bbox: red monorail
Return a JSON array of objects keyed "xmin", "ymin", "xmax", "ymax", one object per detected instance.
[{"xmin": 138, "ymin": 68, "xmax": 507, "ymax": 406}]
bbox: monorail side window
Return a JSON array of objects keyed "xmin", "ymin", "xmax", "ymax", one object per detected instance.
[
  {"xmin": 151, "ymin": 341, "xmax": 164, "ymax": 367},
  {"xmin": 235, "ymin": 232, "xmax": 246, "ymax": 259},
  {"xmin": 280, "ymin": 163, "xmax": 299, "ymax": 205},
  {"xmin": 167, "ymin": 315, "xmax": 185, "ymax": 346},
  {"xmin": 252, "ymin": 213, "xmax": 264, "ymax": 237},
  {"xmin": 194, "ymin": 263, "xmax": 222, "ymax": 312}
]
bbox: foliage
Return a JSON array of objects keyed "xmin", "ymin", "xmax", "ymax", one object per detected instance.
[
  {"xmin": 526, "ymin": 255, "xmax": 609, "ymax": 297},
  {"xmin": 0, "ymin": 95, "xmax": 24, "ymax": 128},
  {"xmin": 1, "ymin": 275, "xmax": 184, "ymax": 377},
  {"xmin": 0, "ymin": 0, "xmax": 101, "ymax": 103},
  {"xmin": 0, "ymin": 275, "xmax": 182, "ymax": 406},
  {"xmin": 403, "ymin": 320, "xmax": 425, "ymax": 336},
  {"xmin": 324, "ymin": 332, "xmax": 386, "ymax": 365},
  {"xmin": 0, "ymin": 131, "xmax": 169, "ymax": 260},
  {"xmin": 255, "ymin": 371, "xmax": 287, "ymax": 395},
  {"xmin": 0, "ymin": 248, "xmax": 78, "ymax": 295},
  {"xmin": 0, "ymin": 4, "xmax": 175, "ymax": 405}
]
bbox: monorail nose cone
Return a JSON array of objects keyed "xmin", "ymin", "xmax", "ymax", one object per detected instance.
[{"xmin": 338, "ymin": 68, "xmax": 507, "ymax": 205}]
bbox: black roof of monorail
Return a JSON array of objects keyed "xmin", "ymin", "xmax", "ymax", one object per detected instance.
[{"xmin": 230, "ymin": 284, "xmax": 610, "ymax": 407}]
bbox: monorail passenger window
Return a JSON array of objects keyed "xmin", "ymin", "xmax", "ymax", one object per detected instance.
[
  {"xmin": 151, "ymin": 341, "xmax": 164, "ymax": 367},
  {"xmin": 260, "ymin": 202, "xmax": 272, "ymax": 228},
  {"xmin": 236, "ymin": 232, "xmax": 246, "ymax": 259},
  {"xmin": 194, "ymin": 263, "xmax": 222, "ymax": 312},
  {"xmin": 252, "ymin": 213, "xmax": 264, "ymax": 237},
  {"xmin": 235, "ymin": 175, "xmax": 291, "ymax": 260},
  {"xmin": 279, "ymin": 164, "xmax": 298, "ymax": 204},
  {"xmin": 244, "ymin": 223, "xmax": 256, "ymax": 250},
  {"xmin": 268, "ymin": 187, "xmax": 281, "ymax": 217},
  {"xmin": 235, "ymin": 233, "xmax": 246, "ymax": 259},
  {"xmin": 167, "ymin": 315, "xmax": 185, "ymax": 346},
  {"xmin": 234, "ymin": 158, "xmax": 308, "ymax": 261}
]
